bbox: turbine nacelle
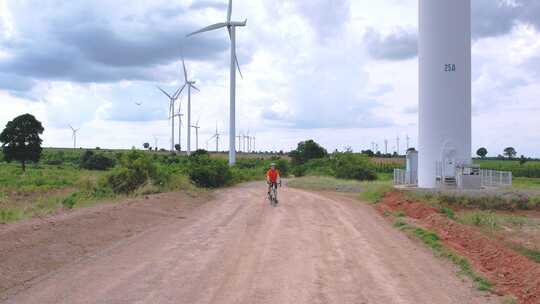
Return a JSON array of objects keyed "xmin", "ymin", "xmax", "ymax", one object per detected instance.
[{"xmin": 228, "ymin": 19, "xmax": 247, "ymax": 27}]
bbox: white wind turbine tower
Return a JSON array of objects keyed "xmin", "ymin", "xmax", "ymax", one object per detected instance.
[
  {"xmin": 406, "ymin": 134, "xmax": 410, "ymax": 150},
  {"xmin": 177, "ymin": 54, "xmax": 200, "ymax": 155},
  {"xmin": 157, "ymin": 86, "xmax": 181, "ymax": 152},
  {"xmin": 172, "ymin": 103, "xmax": 184, "ymax": 152},
  {"xmin": 153, "ymin": 136, "xmax": 159, "ymax": 151},
  {"xmin": 187, "ymin": 0, "xmax": 246, "ymax": 165},
  {"xmin": 191, "ymin": 118, "xmax": 201, "ymax": 151},
  {"xmin": 207, "ymin": 123, "xmax": 220, "ymax": 152},
  {"xmin": 396, "ymin": 136, "xmax": 400, "ymax": 155},
  {"xmin": 236, "ymin": 134, "xmax": 242, "ymax": 152},
  {"xmin": 69, "ymin": 125, "xmax": 79, "ymax": 150},
  {"xmin": 245, "ymin": 131, "xmax": 251, "ymax": 152},
  {"xmin": 384, "ymin": 139, "xmax": 388, "ymax": 154}
]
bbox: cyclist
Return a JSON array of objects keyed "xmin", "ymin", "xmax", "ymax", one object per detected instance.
[{"xmin": 266, "ymin": 163, "xmax": 281, "ymax": 195}]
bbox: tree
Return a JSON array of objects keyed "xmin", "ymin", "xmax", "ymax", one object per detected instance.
[
  {"xmin": 476, "ymin": 147, "xmax": 488, "ymax": 159},
  {"xmin": 175, "ymin": 144, "xmax": 181, "ymax": 151},
  {"xmin": 289, "ymin": 139, "xmax": 328, "ymax": 165},
  {"xmin": 361, "ymin": 149, "xmax": 375, "ymax": 157},
  {"xmin": 143, "ymin": 142, "xmax": 150, "ymax": 150},
  {"xmin": 0, "ymin": 114, "xmax": 44, "ymax": 171},
  {"xmin": 519, "ymin": 155, "xmax": 527, "ymax": 165},
  {"xmin": 503, "ymin": 147, "xmax": 516, "ymax": 159}
]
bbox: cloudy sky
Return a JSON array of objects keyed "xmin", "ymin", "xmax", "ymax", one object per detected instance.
[{"xmin": 0, "ymin": 0, "xmax": 539, "ymax": 157}]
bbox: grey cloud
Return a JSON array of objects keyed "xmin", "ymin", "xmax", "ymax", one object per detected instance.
[
  {"xmin": 365, "ymin": 1, "xmax": 540, "ymax": 61},
  {"xmin": 364, "ymin": 28, "xmax": 417, "ymax": 61},
  {"xmin": 0, "ymin": 2, "xmax": 231, "ymax": 90},
  {"xmin": 0, "ymin": 73, "xmax": 36, "ymax": 92}
]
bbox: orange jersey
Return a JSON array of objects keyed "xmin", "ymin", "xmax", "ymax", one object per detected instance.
[{"xmin": 266, "ymin": 169, "xmax": 280, "ymax": 183}]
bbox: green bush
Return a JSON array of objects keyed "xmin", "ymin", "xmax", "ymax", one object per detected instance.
[
  {"xmin": 62, "ymin": 193, "xmax": 77, "ymax": 209},
  {"xmin": 105, "ymin": 150, "xmax": 156, "ymax": 194},
  {"xmin": 275, "ymin": 159, "xmax": 289, "ymax": 177},
  {"xmin": 80, "ymin": 150, "xmax": 115, "ymax": 171},
  {"xmin": 332, "ymin": 153, "xmax": 377, "ymax": 181},
  {"xmin": 291, "ymin": 164, "xmax": 307, "ymax": 177},
  {"xmin": 289, "ymin": 139, "xmax": 328, "ymax": 165},
  {"xmin": 188, "ymin": 155, "xmax": 232, "ymax": 188}
]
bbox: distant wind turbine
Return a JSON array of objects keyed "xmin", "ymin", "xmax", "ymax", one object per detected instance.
[
  {"xmin": 157, "ymin": 86, "xmax": 181, "ymax": 152},
  {"xmin": 171, "ymin": 103, "xmax": 184, "ymax": 152},
  {"xmin": 187, "ymin": 0, "xmax": 246, "ymax": 165},
  {"xmin": 153, "ymin": 136, "xmax": 159, "ymax": 151},
  {"xmin": 177, "ymin": 54, "xmax": 200, "ymax": 155},
  {"xmin": 236, "ymin": 134, "xmax": 242, "ymax": 152},
  {"xmin": 207, "ymin": 123, "xmax": 220, "ymax": 152},
  {"xmin": 69, "ymin": 125, "xmax": 79, "ymax": 150},
  {"xmin": 191, "ymin": 118, "xmax": 201, "ymax": 151}
]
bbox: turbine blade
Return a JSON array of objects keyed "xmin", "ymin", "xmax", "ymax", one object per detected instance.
[
  {"xmin": 186, "ymin": 22, "xmax": 227, "ymax": 37},
  {"xmin": 181, "ymin": 53, "xmax": 188, "ymax": 82},
  {"xmin": 174, "ymin": 83, "xmax": 187, "ymax": 99},
  {"xmin": 227, "ymin": 27, "xmax": 243, "ymax": 79},
  {"xmin": 157, "ymin": 86, "xmax": 172, "ymax": 99},
  {"xmin": 190, "ymin": 84, "xmax": 200, "ymax": 92},
  {"xmin": 227, "ymin": 0, "xmax": 232, "ymax": 23}
]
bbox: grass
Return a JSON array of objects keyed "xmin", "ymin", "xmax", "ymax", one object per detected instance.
[
  {"xmin": 475, "ymin": 159, "xmax": 540, "ymax": 178},
  {"xmin": 287, "ymin": 176, "xmax": 367, "ymax": 192},
  {"xmin": 395, "ymin": 221, "xmax": 493, "ymax": 291},
  {"xmin": 359, "ymin": 182, "xmax": 393, "ymax": 203},
  {"xmin": 511, "ymin": 177, "xmax": 540, "ymax": 190},
  {"xmin": 456, "ymin": 211, "xmax": 528, "ymax": 231},
  {"xmin": 514, "ymin": 247, "xmax": 540, "ymax": 264},
  {"xmin": 287, "ymin": 175, "xmax": 393, "ymax": 203},
  {"xmin": 404, "ymin": 190, "xmax": 540, "ymax": 211}
]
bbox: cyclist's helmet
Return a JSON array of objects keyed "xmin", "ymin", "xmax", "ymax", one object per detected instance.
[{"xmin": 270, "ymin": 163, "xmax": 276, "ymax": 168}]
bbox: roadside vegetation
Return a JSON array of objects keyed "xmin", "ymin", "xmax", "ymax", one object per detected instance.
[{"xmin": 392, "ymin": 219, "xmax": 493, "ymax": 292}]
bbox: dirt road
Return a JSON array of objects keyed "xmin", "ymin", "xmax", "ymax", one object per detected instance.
[{"xmin": 1, "ymin": 183, "xmax": 497, "ymax": 304}]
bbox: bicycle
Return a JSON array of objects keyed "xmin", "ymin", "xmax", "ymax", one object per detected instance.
[{"xmin": 268, "ymin": 181, "xmax": 281, "ymax": 207}]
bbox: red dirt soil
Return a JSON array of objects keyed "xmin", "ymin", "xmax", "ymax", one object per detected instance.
[{"xmin": 377, "ymin": 192, "xmax": 540, "ymax": 304}]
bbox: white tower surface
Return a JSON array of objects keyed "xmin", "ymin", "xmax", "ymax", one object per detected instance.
[{"xmin": 418, "ymin": 0, "xmax": 472, "ymax": 188}]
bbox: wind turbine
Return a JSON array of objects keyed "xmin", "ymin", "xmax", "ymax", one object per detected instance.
[
  {"xmin": 191, "ymin": 118, "xmax": 201, "ymax": 151},
  {"xmin": 187, "ymin": 0, "xmax": 246, "ymax": 165},
  {"xmin": 396, "ymin": 136, "xmax": 400, "ymax": 155},
  {"xmin": 207, "ymin": 123, "xmax": 220, "ymax": 152},
  {"xmin": 157, "ymin": 86, "xmax": 181, "ymax": 152},
  {"xmin": 406, "ymin": 134, "xmax": 410, "ymax": 150},
  {"xmin": 69, "ymin": 125, "xmax": 79, "ymax": 150},
  {"xmin": 171, "ymin": 102, "xmax": 184, "ymax": 152},
  {"xmin": 177, "ymin": 54, "xmax": 200, "ymax": 155},
  {"xmin": 384, "ymin": 139, "xmax": 388, "ymax": 154},
  {"xmin": 236, "ymin": 134, "xmax": 242, "ymax": 152},
  {"xmin": 245, "ymin": 131, "xmax": 250, "ymax": 152},
  {"xmin": 153, "ymin": 136, "xmax": 159, "ymax": 151}
]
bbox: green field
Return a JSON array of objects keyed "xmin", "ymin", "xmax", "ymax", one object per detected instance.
[
  {"xmin": 475, "ymin": 159, "xmax": 540, "ymax": 178},
  {"xmin": 0, "ymin": 148, "xmax": 285, "ymax": 223}
]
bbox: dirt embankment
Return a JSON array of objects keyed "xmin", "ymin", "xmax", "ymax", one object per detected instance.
[
  {"xmin": 0, "ymin": 191, "xmax": 211, "ymax": 298},
  {"xmin": 377, "ymin": 191, "xmax": 540, "ymax": 304}
]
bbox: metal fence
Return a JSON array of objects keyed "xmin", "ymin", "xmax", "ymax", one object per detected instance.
[
  {"xmin": 481, "ymin": 169, "xmax": 512, "ymax": 187},
  {"xmin": 394, "ymin": 168, "xmax": 513, "ymax": 187},
  {"xmin": 393, "ymin": 169, "xmax": 411, "ymax": 185}
]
